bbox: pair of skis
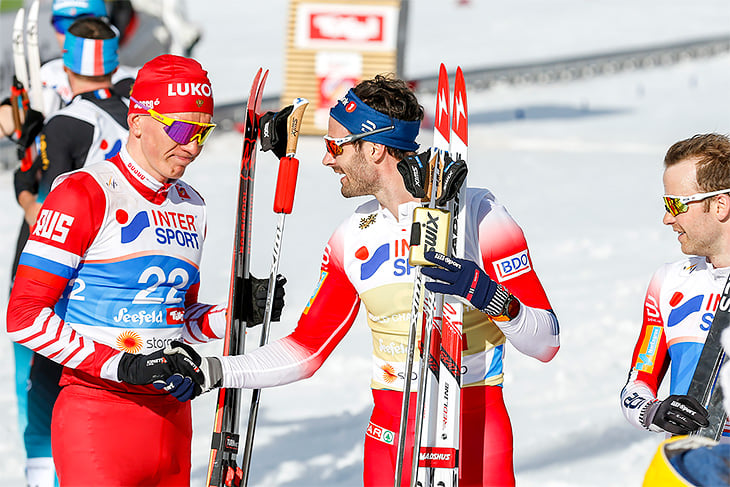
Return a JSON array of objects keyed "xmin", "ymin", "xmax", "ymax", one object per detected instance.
[
  {"xmin": 396, "ymin": 64, "xmax": 469, "ymax": 487},
  {"xmin": 205, "ymin": 69, "xmax": 308, "ymax": 487},
  {"xmin": 11, "ymin": 0, "xmax": 43, "ymax": 170}
]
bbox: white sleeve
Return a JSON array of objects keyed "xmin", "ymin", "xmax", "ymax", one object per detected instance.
[
  {"xmin": 620, "ymin": 371, "xmax": 662, "ymax": 432},
  {"xmin": 496, "ymin": 303, "xmax": 559, "ymax": 362},
  {"xmin": 218, "ymin": 336, "xmax": 318, "ymax": 389}
]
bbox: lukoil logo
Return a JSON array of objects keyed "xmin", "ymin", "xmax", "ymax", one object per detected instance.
[{"xmin": 167, "ymin": 83, "xmax": 212, "ymax": 97}]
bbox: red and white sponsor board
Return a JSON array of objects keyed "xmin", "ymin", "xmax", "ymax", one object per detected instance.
[{"xmin": 295, "ymin": 3, "xmax": 398, "ymax": 51}]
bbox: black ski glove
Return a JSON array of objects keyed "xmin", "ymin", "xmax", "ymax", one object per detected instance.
[
  {"xmin": 243, "ymin": 274, "xmax": 287, "ymax": 326},
  {"xmin": 117, "ymin": 349, "xmax": 173, "ymax": 385},
  {"xmin": 152, "ymin": 340, "xmax": 223, "ymax": 401},
  {"xmin": 16, "ymin": 108, "xmax": 43, "ymax": 160},
  {"xmin": 437, "ymin": 152, "xmax": 467, "ymax": 206},
  {"xmin": 643, "ymin": 394, "xmax": 710, "ymax": 435},
  {"xmin": 397, "ymin": 149, "xmax": 431, "ymax": 199},
  {"xmin": 117, "ymin": 340, "xmax": 207, "ymax": 388},
  {"xmin": 259, "ymin": 104, "xmax": 293, "ymax": 159},
  {"xmin": 397, "ymin": 150, "xmax": 467, "ymax": 205}
]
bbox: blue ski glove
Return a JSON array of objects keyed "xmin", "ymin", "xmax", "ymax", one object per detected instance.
[
  {"xmin": 154, "ymin": 373, "xmax": 198, "ymax": 402},
  {"xmin": 421, "ymin": 251, "xmax": 519, "ymax": 320}
]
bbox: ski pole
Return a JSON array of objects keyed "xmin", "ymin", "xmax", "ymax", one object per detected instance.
[
  {"xmin": 395, "ymin": 149, "xmax": 447, "ymax": 487},
  {"xmin": 240, "ymin": 98, "xmax": 309, "ymax": 487}
]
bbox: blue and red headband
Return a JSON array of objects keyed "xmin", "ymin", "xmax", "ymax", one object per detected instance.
[
  {"xmin": 63, "ymin": 29, "xmax": 118, "ymax": 76},
  {"xmin": 330, "ymin": 89, "xmax": 419, "ymax": 152}
]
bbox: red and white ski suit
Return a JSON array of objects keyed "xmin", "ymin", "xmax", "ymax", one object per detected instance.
[
  {"xmin": 620, "ymin": 257, "xmax": 730, "ymax": 441},
  {"xmin": 6, "ymin": 147, "xmax": 226, "ymax": 486},
  {"xmin": 218, "ymin": 188, "xmax": 560, "ymax": 486}
]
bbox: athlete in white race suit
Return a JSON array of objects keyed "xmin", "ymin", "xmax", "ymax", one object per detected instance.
[
  {"xmin": 167, "ymin": 76, "xmax": 561, "ymax": 487},
  {"xmin": 621, "ymin": 133, "xmax": 730, "ymax": 443}
]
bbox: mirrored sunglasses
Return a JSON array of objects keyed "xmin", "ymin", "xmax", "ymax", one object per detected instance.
[
  {"xmin": 323, "ymin": 125, "xmax": 394, "ymax": 157},
  {"xmin": 130, "ymin": 96, "xmax": 216, "ymax": 146},
  {"xmin": 662, "ymin": 188, "xmax": 730, "ymax": 216}
]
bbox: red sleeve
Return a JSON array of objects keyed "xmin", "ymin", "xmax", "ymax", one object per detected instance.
[
  {"xmin": 627, "ymin": 268, "xmax": 670, "ymax": 395},
  {"xmin": 288, "ymin": 228, "xmax": 361, "ymax": 364},
  {"xmin": 217, "ymin": 228, "xmax": 362, "ymax": 388},
  {"xmin": 478, "ymin": 203, "xmax": 552, "ymax": 310},
  {"xmin": 7, "ymin": 172, "xmax": 120, "ymax": 376}
]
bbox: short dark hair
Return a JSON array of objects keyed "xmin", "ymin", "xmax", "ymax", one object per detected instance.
[
  {"xmin": 67, "ymin": 16, "xmax": 116, "ymax": 40},
  {"xmin": 352, "ymin": 74, "xmax": 423, "ymax": 160},
  {"xmin": 665, "ymin": 133, "xmax": 730, "ymax": 193}
]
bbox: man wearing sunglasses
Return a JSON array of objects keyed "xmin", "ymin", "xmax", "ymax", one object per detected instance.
[
  {"xmin": 620, "ymin": 133, "xmax": 730, "ymax": 443},
  {"xmin": 164, "ymin": 74, "xmax": 560, "ymax": 487},
  {"xmin": 8, "ymin": 16, "xmax": 130, "ymax": 487},
  {"xmin": 6, "ymin": 54, "xmax": 283, "ymax": 486}
]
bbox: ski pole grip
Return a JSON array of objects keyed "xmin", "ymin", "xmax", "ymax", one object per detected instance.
[
  {"xmin": 285, "ymin": 97, "xmax": 309, "ymax": 157},
  {"xmin": 273, "ymin": 156, "xmax": 299, "ymax": 214}
]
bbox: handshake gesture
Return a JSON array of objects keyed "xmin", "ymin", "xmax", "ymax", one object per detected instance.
[
  {"xmin": 116, "ymin": 274, "xmax": 286, "ymax": 401},
  {"xmin": 117, "ymin": 341, "xmax": 222, "ymax": 402}
]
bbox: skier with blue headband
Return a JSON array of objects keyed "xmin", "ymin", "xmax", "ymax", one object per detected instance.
[{"xmin": 150, "ymin": 73, "xmax": 561, "ymax": 487}]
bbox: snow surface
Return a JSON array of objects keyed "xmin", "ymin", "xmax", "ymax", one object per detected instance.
[{"xmin": 0, "ymin": 1, "xmax": 729, "ymax": 485}]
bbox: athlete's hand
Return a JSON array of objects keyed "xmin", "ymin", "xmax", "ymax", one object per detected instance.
[
  {"xmin": 244, "ymin": 274, "xmax": 287, "ymax": 326},
  {"xmin": 152, "ymin": 340, "xmax": 222, "ymax": 401},
  {"xmin": 421, "ymin": 251, "xmax": 518, "ymax": 320},
  {"xmin": 643, "ymin": 394, "xmax": 710, "ymax": 435},
  {"xmin": 259, "ymin": 104, "xmax": 293, "ymax": 159},
  {"xmin": 117, "ymin": 349, "xmax": 173, "ymax": 385},
  {"xmin": 153, "ymin": 373, "xmax": 198, "ymax": 402},
  {"xmin": 397, "ymin": 149, "xmax": 431, "ymax": 199},
  {"xmin": 15, "ymin": 108, "xmax": 43, "ymax": 159}
]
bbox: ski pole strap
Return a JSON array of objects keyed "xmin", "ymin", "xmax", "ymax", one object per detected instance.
[{"xmin": 330, "ymin": 89, "xmax": 419, "ymax": 151}]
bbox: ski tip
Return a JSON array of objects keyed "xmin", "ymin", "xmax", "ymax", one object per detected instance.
[
  {"xmin": 14, "ymin": 7, "xmax": 25, "ymax": 27},
  {"xmin": 28, "ymin": 0, "xmax": 40, "ymax": 16}
]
